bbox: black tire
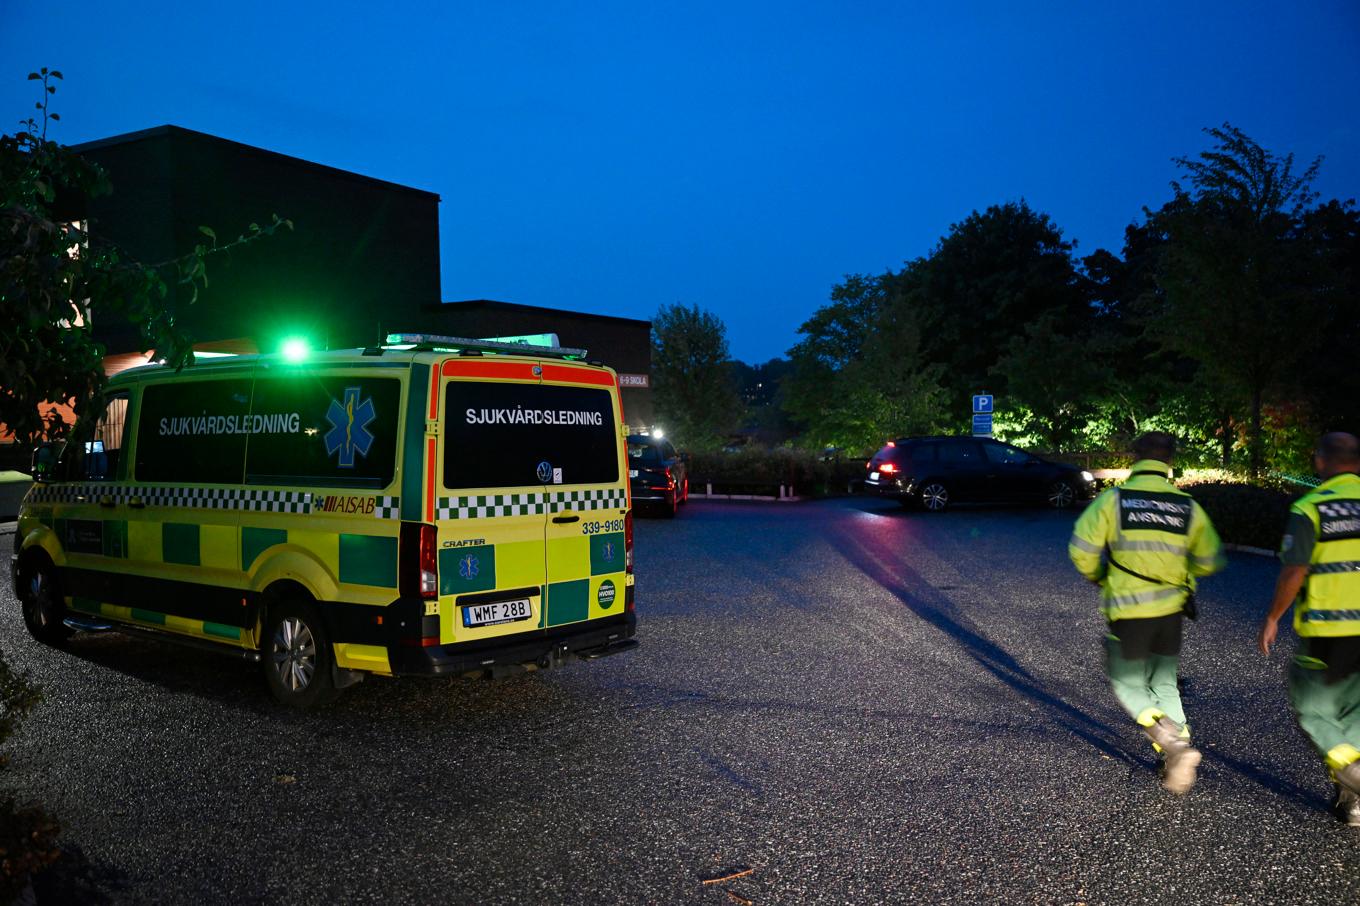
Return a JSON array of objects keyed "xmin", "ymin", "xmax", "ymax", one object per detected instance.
[
  {"xmin": 262, "ymin": 597, "xmax": 338, "ymax": 708},
  {"xmin": 918, "ymin": 481, "xmax": 950, "ymax": 512},
  {"xmin": 662, "ymin": 491, "xmax": 678, "ymax": 518},
  {"xmin": 19, "ymin": 558, "xmax": 73, "ymax": 646},
  {"xmin": 1047, "ymin": 480, "xmax": 1076, "ymax": 510}
]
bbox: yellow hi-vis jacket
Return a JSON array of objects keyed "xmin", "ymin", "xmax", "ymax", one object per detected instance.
[
  {"xmin": 1068, "ymin": 460, "xmax": 1225, "ymax": 621},
  {"xmin": 1289, "ymin": 473, "xmax": 1360, "ymax": 638}
]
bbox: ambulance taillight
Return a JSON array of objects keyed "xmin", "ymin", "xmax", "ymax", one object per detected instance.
[
  {"xmin": 419, "ymin": 524, "xmax": 438, "ymax": 599},
  {"xmin": 625, "ymin": 511, "xmax": 634, "ymax": 575}
]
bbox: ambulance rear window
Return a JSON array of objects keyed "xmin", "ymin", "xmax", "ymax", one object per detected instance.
[{"xmin": 445, "ymin": 383, "xmax": 619, "ymax": 489}]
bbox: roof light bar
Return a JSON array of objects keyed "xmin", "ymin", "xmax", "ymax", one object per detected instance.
[{"xmin": 384, "ymin": 333, "xmax": 589, "ymax": 360}]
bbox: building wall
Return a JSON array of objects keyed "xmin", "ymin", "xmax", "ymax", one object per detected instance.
[{"xmin": 74, "ymin": 127, "xmax": 442, "ymax": 355}]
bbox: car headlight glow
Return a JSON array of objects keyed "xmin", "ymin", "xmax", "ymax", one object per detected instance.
[{"xmin": 1081, "ymin": 470, "xmax": 1094, "ymax": 483}]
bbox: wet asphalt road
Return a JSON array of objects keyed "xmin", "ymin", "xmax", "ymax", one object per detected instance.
[{"xmin": 2, "ymin": 497, "xmax": 1359, "ymax": 905}]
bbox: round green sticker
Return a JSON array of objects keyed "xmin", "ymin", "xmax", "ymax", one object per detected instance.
[{"xmin": 597, "ymin": 579, "xmax": 616, "ymax": 609}]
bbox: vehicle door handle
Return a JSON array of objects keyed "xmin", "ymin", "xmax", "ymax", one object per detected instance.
[
  {"xmin": 128, "ymin": 498, "xmax": 146, "ymax": 509},
  {"xmin": 552, "ymin": 515, "xmax": 580, "ymax": 524}
]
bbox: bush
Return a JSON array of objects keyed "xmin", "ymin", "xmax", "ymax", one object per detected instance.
[
  {"xmin": 687, "ymin": 448, "xmax": 865, "ymax": 497},
  {"xmin": 1183, "ymin": 481, "xmax": 1299, "ymax": 550}
]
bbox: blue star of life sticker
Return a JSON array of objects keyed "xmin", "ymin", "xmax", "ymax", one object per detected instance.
[
  {"xmin": 324, "ymin": 387, "xmax": 377, "ymax": 468},
  {"xmin": 602, "ymin": 541, "xmax": 615, "ymax": 563},
  {"xmin": 459, "ymin": 555, "xmax": 479, "ymax": 580}
]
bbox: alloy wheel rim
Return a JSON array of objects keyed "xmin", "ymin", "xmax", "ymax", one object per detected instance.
[
  {"xmin": 26, "ymin": 572, "xmax": 52, "ymax": 628},
  {"xmin": 272, "ymin": 617, "xmax": 318, "ymax": 692},
  {"xmin": 922, "ymin": 485, "xmax": 947, "ymax": 511},
  {"xmin": 1050, "ymin": 483, "xmax": 1074, "ymax": 507}
]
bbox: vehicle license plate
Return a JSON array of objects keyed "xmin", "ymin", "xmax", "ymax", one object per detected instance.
[
  {"xmin": 869, "ymin": 471, "xmax": 880, "ymax": 481},
  {"xmin": 629, "ymin": 469, "xmax": 639, "ymax": 478},
  {"xmin": 463, "ymin": 598, "xmax": 532, "ymax": 628}
]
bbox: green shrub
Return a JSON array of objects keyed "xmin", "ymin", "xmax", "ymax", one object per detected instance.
[
  {"xmin": 686, "ymin": 449, "xmax": 865, "ymax": 497},
  {"xmin": 1183, "ymin": 481, "xmax": 1299, "ymax": 550}
]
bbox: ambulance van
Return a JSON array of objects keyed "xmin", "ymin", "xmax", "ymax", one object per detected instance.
[{"xmin": 10, "ymin": 334, "xmax": 638, "ymax": 707}]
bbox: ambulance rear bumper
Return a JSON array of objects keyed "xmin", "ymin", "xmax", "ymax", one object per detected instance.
[{"xmin": 388, "ymin": 612, "xmax": 637, "ymax": 676}]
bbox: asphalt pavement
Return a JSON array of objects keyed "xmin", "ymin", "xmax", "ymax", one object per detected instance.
[{"xmin": 2, "ymin": 498, "xmax": 1358, "ymax": 904}]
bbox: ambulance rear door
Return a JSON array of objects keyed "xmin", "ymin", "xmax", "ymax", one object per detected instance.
[
  {"xmin": 436, "ymin": 359, "xmax": 552, "ymax": 645},
  {"xmin": 536, "ymin": 362, "xmax": 628, "ymax": 630}
]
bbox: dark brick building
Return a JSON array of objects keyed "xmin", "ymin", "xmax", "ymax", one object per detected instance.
[{"xmin": 56, "ymin": 126, "xmax": 655, "ymax": 426}]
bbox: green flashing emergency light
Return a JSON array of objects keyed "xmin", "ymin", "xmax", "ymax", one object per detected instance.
[{"xmin": 281, "ymin": 337, "xmax": 311, "ymax": 362}]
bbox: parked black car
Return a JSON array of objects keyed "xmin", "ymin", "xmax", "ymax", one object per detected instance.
[
  {"xmin": 863, "ymin": 436, "xmax": 1097, "ymax": 511},
  {"xmin": 627, "ymin": 434, "xmax": 690, "ymax": 517}
]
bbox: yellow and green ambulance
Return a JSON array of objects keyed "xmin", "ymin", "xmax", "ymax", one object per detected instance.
[{"xmin": 10, "ymin": 335, "xmax": 637, "ymax": 707}]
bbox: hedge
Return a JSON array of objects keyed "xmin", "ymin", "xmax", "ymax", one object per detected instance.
[
  {"xmin": 687, "ymin": 449, "xmax": 865, "ymax": 497},
  {"xmin": 1182, "ymin": 480, "xmax": 1300, "ymax": 551}
]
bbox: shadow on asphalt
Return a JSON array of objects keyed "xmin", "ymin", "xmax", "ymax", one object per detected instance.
[
  {"xmin": 826, "ymin": 526, "xmax": 1149, "ymax": 768},
  {"xmin": 826, "ymin": 511, "xmax": 1330, "ymax": 811}
]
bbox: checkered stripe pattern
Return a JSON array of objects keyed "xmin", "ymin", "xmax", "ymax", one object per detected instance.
[
  {"xmin": 437, "ymin": 488, "xmax": 628, "ymax": 520},
  {"xmin": 23, "ymin": 484, "xmax": 316, "ymax": 514},
  {"xmin": 375, "ymin": 497, "xmax": 400, "ymax": 519}
]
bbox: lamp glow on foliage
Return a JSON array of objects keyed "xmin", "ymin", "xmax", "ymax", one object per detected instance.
[{"xmin": 280, "ymin": 337, "xmax": 310, "ymax": 362}]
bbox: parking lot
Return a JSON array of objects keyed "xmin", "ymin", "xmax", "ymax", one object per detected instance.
[{"xmin": 3, "ymin": 498, "xmax": 1359, "ymax": 904}]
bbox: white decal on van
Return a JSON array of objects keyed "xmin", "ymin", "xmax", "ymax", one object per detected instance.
[
  {"xmin": 464, "ymin": 408, "xmax": 603, "ymax": 427},
  {"xmin": 159, "ymin": 413, "xmax": 301, "ymax": 436}
]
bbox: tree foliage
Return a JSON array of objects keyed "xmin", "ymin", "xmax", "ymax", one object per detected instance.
[
  {"xmin": 650, "ymin": 302, "xmax": 742, "ymax": 449},
  {"xmin": 0, "ymin": 69, "xmax": 290, "ymax": 445}
]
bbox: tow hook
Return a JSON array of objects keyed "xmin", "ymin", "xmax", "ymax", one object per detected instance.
[{"xmin": 537, "ymin": 643, "xmax": 571, "ymax": 670}]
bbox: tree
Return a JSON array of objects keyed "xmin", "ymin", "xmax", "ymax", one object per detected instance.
[
  {"xmin": 650, "ymin": 303, "xmax": 741, "ymax": 448},
  {"xmin": 785, "ymin": 270, "xmax": 946, "ymax": 451},
  {"xmin": 0, "ymin": 69, "xmax": 289, "ymax": 445},
  {"xmin": 1141, "ymin": 123, "xmax": 1328, "ymax": 472}
]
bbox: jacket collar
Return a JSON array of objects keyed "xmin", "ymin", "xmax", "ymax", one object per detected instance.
[
  {"xmin": 1315, "ymin": 472, "xmax": 1360, "ymax": 495},
  {"xmin": 1128, "ymin": 459, "xmax": 1172, "ymax": 480}
]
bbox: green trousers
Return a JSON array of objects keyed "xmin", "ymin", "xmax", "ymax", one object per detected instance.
[
  {"xmin": 1105, "ymin": 614, "xmax": 1187, "ymax": 731},
  {"xmin": 1289, "ymin": 636, "xmax": 1360, "ymax": 772}
]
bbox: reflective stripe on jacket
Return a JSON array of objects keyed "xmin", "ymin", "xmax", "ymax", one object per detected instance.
[
  {"xmin": 1292, "ymin": 473, "xmax": 1360, "ymax": 638},
  {"xmin": 1068, "ymin": 460, "xmax": 1225, "ymax": 621}
]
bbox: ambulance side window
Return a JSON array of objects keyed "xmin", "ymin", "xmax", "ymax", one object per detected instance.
[
  {"xmin": 135, "ymin": 379, "xmax": 253, "ymax": 484},
  {"xmin": 244, "ymin": 376, "xmax": 400, "ymax": 488},
  {"xmin": 72, "ymin": 392, "xmax": 130, "ymax": 481}
]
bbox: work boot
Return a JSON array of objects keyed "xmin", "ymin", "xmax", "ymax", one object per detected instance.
[
  {"xmin": 1334, "ymin": 785, "xmax": 1360, "ymax": 827},
  {"xmin": 1336, "ymin": 761, "xmax": 1360, "ymax": 798},
  {"xmin": 1145, "ymin": 717, "xmax": 1201, "ymax": 794}
]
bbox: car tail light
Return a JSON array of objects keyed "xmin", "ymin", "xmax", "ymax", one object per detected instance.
[
  {"xmin": 664, "ymin": 466, "xmax": 675, "ymax": 490},
  {"xmin": 880, "ymin": 462, "xmax": 897, "ymax": 473},
  {"xmin": 625, "ymin": 510, "xmax": 634, "ymax": 575},
  {"xmin": 418, "ymin": 524, "xmax": 438, "ymax": 599}
]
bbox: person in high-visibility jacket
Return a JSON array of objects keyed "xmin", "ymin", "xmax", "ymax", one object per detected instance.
[
  {"xmin": 1069, "ymin": 432, "xmax": 1225, "ymax": 793},
  {"xmin": 1259, "ymin": 432, "xmax": 1360, "ymax": 826}
]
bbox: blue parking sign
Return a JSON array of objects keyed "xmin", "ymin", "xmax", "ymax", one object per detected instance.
[{"xmin": 972, "ymin": 394, "xmax": 993, "ymax": 414}]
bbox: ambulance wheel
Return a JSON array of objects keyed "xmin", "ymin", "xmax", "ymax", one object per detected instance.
[
  {"xmin": 1047, "ymin": 481, "xmax": 1076, "ymax": 509},
  {"xmin": 20, "ymin": 559, "xmax": 72, "ymax": 646},
  {"xmin": 919, "ymin": 482, "xmax": 950, "ymax": 512},
  {"xmin": 263, "ymin": 598, "xmax": 338, "ymax": 708}
]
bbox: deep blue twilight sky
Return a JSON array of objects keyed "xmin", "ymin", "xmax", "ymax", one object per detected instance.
[{"xmin": 3, "ymin": 2, "xmax": 1358, "ymax": 362}]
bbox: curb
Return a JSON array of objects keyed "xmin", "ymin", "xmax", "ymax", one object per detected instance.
[{"xmin": 1224, "ymin": 542, "xmax": 1276, "ymax": 558}]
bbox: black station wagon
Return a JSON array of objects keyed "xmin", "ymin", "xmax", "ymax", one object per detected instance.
[{"xmin": 863, "ymin": 436, "xmax": 1097, "ymax": 511}]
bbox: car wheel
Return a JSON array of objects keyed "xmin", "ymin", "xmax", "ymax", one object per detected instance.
[
  {"xmin": 1047, "ymin": 481, "xmax": 1076, "ymax": 509},
  {"xmin": 662, "ymin": 491, "xmax": 678, "ymax": 518},
  {"xmin": 263, "ymin": 597, "xmax": 338, "ymax": 708},
  {"xmin": 919, "ymin": 482, "xmax": 949, "ymax": 512},
  {"xmin": 20, "ymin": 559, "xmax": 72, "ymax": 646}
]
